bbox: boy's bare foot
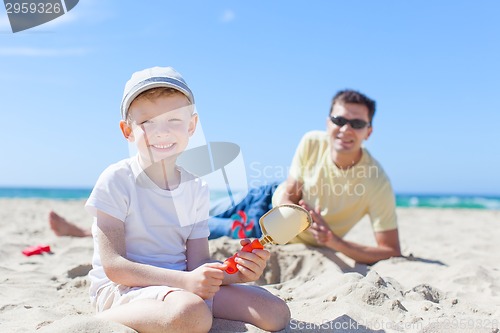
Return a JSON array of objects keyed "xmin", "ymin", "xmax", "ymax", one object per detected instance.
[{"xmin": 49, "ymin": 211, "xmax": 91, "ymax": 237}]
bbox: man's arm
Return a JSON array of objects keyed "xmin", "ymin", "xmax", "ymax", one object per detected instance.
[
  {"xmin": 323, "ymin": 229, "xmax": 401, "ymax": 264},
  {"xmin": 277, "ymin": 176, "xmax": 303, "ymax": 205},
  {"xmin": 281, "ymin": 176, "xmax": 401, "ymax": 264},
  {"xmin": 307, "ymin": 205, "xmax": 401, "ymax": 264}
]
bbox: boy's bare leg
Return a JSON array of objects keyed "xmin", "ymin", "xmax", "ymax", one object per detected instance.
[
  {"xmin": 213, "ymin": 284, "xmax": 290, "ymax": 332},
  {"xmin": 49, "ymin": 211, "xmax": 92, "ymax": 237},
  {"xmin": 96, "ymin": 291, "xmax": 212, "ymax": 333}
]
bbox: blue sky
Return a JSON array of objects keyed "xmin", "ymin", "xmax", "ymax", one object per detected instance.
[{"xmin": 1, "ymin": 1, "xmax": 499, "ymax": 195}]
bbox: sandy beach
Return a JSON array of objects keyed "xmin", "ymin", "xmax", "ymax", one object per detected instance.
[{"xmin": 1, "ymin": 198, "xmax": 499, "ymax": 332}]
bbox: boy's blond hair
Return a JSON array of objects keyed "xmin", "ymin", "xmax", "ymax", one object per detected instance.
[{"xmin": 133, "ymin": 87, "xmax": 190, "ymax": 104}]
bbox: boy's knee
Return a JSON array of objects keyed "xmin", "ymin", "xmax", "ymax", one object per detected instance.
[
  {"xmin": 262, "ymin": 297, "xmax": 291, "ymax": 331},
  {"xmin": 169, "ymin": 292, "xmax": 213, "ymax": 333}
]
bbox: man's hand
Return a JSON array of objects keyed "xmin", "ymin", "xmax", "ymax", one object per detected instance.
[
  {"xmin": 300, "ymin": 200, "xmax": 341, "ymax": 247},
  {"xmin": 299, "ymin": 201, "xmax": 402, "ymax": 264},
  {"xmin": 184, "ymin": 262, "xmax": 226, "ymax": 299}
]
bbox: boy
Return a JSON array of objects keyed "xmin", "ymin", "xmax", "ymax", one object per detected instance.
[{"xmin": 85, "ymin": 66, "xmax": 290, "ymax": 332}]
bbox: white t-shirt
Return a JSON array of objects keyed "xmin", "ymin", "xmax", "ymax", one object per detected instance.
[{"xmin": 85, "ymin": 156, "xmax": 210, "ymax": 299}]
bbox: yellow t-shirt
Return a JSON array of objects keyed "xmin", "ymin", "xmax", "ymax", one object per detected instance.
[{"xmin": 272, "ymin": 130, "xmax": 397, "ymax": 246}]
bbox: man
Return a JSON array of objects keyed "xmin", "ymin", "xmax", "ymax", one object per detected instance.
[{"xmin": 272, "ymin": 89, "xmax": 401, "ymax": 264}]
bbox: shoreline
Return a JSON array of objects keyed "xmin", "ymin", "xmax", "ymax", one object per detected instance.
[{"xmin": 1, "ymin": 191, "xmax": 500, "ymax": 210}]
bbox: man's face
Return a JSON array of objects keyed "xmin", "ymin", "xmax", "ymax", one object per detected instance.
[{"xmin": 327, "ymin": 102, "xmax": 372, "ymax": 154}]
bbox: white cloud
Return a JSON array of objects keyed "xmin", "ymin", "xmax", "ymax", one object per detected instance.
[
  {"xmin": 221, "ymin": 9, "xmax": 235, "ymax": 23},
  {"xmin": 0, "ymin": 47, "xmax": 89, "ymax": 57}
]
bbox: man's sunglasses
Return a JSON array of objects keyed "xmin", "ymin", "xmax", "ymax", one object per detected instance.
[{"xmin": 329, "ymin": 116, "xmax": 370, "ymax": 129}]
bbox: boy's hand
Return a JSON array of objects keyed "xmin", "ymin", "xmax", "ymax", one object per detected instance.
[
  {"xmin": 184, "ymin": 262, "xmax": 226, "ymax": 299},
  {"xmin": 233, "ymin": 238, "xmax": 270, "ymax": 282}
]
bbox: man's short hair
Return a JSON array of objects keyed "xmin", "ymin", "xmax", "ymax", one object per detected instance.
[{"xmin": 330, "ymin": 90, "xmax": 376, "ymax": 123}]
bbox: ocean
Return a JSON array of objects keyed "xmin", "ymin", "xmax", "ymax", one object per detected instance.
[{"xmin": 1, "ymin": 187, "xmax": 499, "ymax": 210}]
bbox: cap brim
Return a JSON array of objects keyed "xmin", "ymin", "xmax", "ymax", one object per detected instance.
[{"xmin": 121, "ymin": 79, "xmax": 194, "ymax": 119}]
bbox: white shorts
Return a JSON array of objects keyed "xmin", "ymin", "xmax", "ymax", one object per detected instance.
[{"xmin": 93, "ymin": 283, "xmax": 213, "ymax": 313}]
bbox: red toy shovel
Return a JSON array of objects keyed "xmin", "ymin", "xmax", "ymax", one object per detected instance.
[{"xmin": 224, "ymin": 204, "xmax": 312, "ymax": 274}]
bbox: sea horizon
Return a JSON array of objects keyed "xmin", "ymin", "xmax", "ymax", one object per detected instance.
[{"xmin": 1, "ymin": 186, "xmax": 499, "ymax": 210}]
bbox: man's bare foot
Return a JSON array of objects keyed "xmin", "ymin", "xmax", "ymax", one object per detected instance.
[{"xmin": 49, "ymin": 211, "xmax": 91, "ymax": 237}]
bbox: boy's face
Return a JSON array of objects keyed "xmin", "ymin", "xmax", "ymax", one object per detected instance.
[{"xmin": 121, "ymin": 93, "xmax": 197, "ymax": 165}]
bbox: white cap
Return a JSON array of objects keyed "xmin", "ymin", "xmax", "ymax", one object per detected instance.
[{"xmin": 120, "ymin": 66, "xmax": 194, "ymax": 119}]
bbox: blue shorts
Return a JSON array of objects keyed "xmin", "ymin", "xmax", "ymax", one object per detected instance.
[{"xmin": 208, "ymin": 183, "xmax": 279, "ymax": 239}]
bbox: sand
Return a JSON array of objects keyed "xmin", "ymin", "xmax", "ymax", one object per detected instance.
[{"xmin": 1, "ymin": 198, "xmax": 499, "ymax": 332}]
